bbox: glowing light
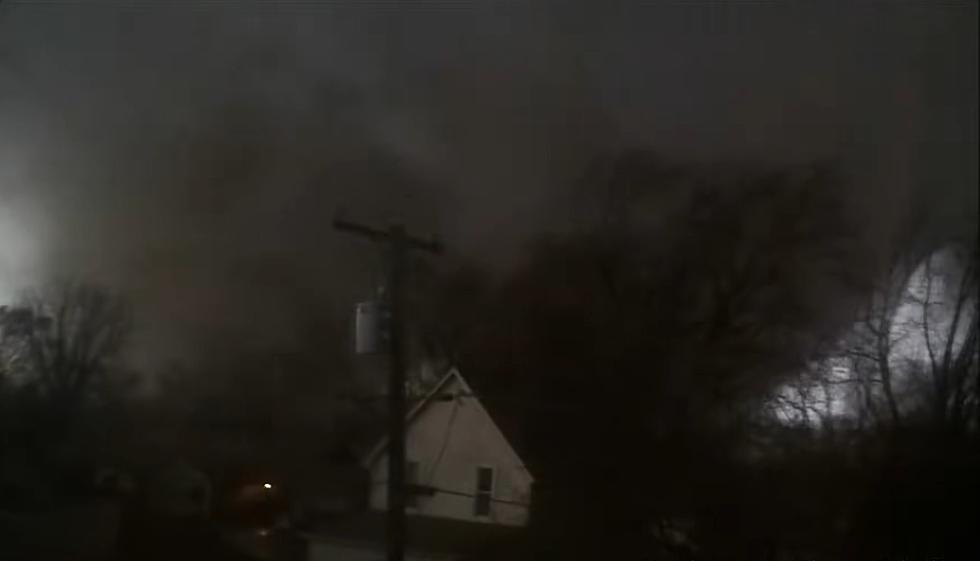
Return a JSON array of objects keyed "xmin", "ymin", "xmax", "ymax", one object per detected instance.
[
  {"xmin": 0, "ymin": 196, "xmax": 45, "ymax": 302},
  {"xmin": 263, "ymin": 483, "xmax": 273, "ymax": 490}
]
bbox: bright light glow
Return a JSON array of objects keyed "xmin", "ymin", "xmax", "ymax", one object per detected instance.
[
  {"xmin": 0, "ymin": 198, "xmax": 44, "ymax": 301},
  {"xmin": 263, "ymin": 483, "xmax": 273, "ymax": 490}
]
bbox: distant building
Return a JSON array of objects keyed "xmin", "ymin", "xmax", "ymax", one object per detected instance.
[
  {"xmin": 364, "ymin": 367, "xmax": 533, "ymax": 526},
  {"xmin": 303, "ymin": 367, "xmax": 534, "ymax": 560}
]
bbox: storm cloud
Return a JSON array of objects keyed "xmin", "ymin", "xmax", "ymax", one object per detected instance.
[{"xmin": 0, "ymin": 1, "xmax": 975, "ymax": 368}]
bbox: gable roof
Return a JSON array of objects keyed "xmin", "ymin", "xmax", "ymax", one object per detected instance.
[{"xmin": 361, "ymin": 367, "xmax": 533, "ymax": 481}]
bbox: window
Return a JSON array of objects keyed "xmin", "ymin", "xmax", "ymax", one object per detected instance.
[
  {"xmin": 406, "ymin": 460, "xmax": 420, "ymax": 508},
  {"xmin": 474, "ymin": 466, "xmax": 494, "ymax": 516}
]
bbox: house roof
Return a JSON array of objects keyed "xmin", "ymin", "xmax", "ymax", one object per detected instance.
[{"xmin": 361, "ymin": 367, "xmax": 533, "ymax": 481}]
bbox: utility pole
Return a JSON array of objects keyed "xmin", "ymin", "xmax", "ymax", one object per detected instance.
[{"xmin": 334, "ymin": 218, "xmax": 442, "ymax": 561}]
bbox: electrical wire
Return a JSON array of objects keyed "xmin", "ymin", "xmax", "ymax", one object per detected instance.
[
  {"xmin": 370, "ymin": 479, "xmax": 530, "ymax": 508},
  {"xmin": 425, "ymin": 394, "xmax": 461, "ymax": 483}
]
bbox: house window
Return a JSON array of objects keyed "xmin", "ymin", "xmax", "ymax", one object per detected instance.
[
  {"xmin": 474, "ymin": 466, "xmax": 494, "ymax": 516},
  {"xmin": 406, "ymin": 461, "xmax": 420, "ymax": 508}
]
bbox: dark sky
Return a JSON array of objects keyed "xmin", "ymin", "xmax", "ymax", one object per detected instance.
[{"xmin": 0, "ymin": 1, "xmax": 976, "ymax": 369}]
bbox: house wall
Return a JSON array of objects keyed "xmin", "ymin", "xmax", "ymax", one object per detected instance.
[{"xmin": 368, "ymin": 375, "xmax": 533, "ymax": 526}]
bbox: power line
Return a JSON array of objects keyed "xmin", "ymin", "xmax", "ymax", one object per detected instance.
[
  {"xmin": 370, "ymin": 480, "xmax": 530, "ymax": 508},
  {"xmin": 425, "ymin": 397, "xmax": 460, "ymax": 482},
  {"xmin": 334, "ymin": 218, "xmax": 442, "ymax": 561}
]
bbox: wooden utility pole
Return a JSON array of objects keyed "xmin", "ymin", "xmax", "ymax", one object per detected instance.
[{"xmin": 334, "ymin": 218, "xmax": 441, "ymax": 561}]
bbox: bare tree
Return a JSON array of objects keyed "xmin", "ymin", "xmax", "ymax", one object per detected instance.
[
  {"xmin": 16, "ymin": 281, "xmax": 131, "ymax": 425},
  {"xmin": 907, "ymin": 244, "xmax": 978, "ymax": 431},
  {"xmin": 768, "ymin": 363, "xmax": 844, "ymax": 433},
  {"xmin": 1, "ymin": 306, "xmax": 34, "ymax": 384},
  {"xmin": 427, "ymin": 154, "xmax": 873, "ymax": 560},
  {"xmin": 843, "ymin": 240, "xmax": 978, "ymax": 433},
  {"xmin": 843, "ymin": 258, "xmax": 917, "ymax": 429}
]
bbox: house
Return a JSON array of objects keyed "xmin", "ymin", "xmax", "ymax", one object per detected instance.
[
  {"xmin": 303, "ymin": 367, "xmax": 534, "ymax": 560},
  {"xmin": 364, "ymin": 367, "xmax": 534, "ymax": 526}
]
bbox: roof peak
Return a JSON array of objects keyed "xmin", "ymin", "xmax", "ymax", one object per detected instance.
[{"xmin": 360, "ymin": 366, "xmax": 532, "ymax": 483}]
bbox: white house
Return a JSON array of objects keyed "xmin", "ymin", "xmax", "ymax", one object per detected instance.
[
  {"xmin": 363, "ymin": 367, "xmax": 534, "ymax": 527},
  {"xmin": 304, "ymin": 368, "xmax": 533, "ymax": 561}
]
